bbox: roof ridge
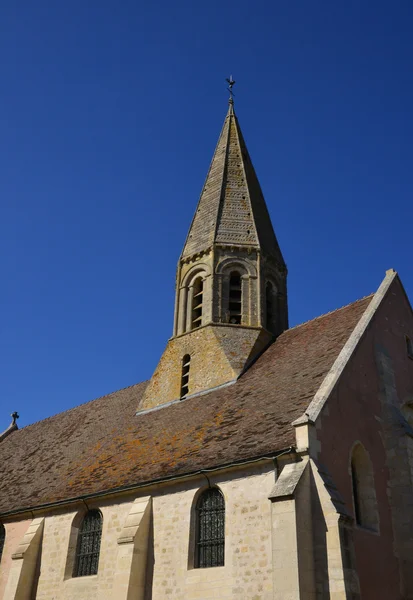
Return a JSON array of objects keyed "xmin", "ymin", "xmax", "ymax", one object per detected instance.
[
  {"xmin": 14, "ymin": 380, "xmax": 148, "ymax": 433},
  {"xmin": 287, "ymin": 293, "xmax": 374, "ymax": 333}
]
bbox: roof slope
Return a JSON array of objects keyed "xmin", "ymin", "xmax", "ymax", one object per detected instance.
[
  {"xmin": 0, "ymin": 295, "xmax": 372, "ymax": 515},
  {"xmin": 181, "ymin": 101, "xmax": 284, "ymax": 263}
]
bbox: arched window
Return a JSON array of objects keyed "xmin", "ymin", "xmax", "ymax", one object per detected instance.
[
  {"xmin": 195, "ymin": 488, "xmax": 225, "ymax": 568},
  {"xmin": 0, "ymin": 524, "xmax": 5, "ymax": 563},
  {"xmin": 228, "ymin": 272, "xmax": 242, "ymax": 324},
  {"xmin": 181, "ymin": 354, "xmax": 191, "ymax": 399},
  {"xmin": 266, "ymin": 281, "xmax": 275, "ymax": 331},
  {"xmin": 351, "ymin": 444, "xmax": 379, "ymax": 531},
  {"xmin": 73, "ymin": 510, "xmax": 103, "ymax": 577},
  {"xmin": 191, "ymin": 277, "xmax": 204, "ymax": 329}
]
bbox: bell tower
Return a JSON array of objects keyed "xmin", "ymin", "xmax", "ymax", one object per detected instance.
[{"xmin": 139, "ymin": 96, "xmax": 287, "ymax": 412}]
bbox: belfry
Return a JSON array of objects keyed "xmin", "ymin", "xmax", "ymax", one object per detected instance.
[{"xmin": 140, "ymin": 96, "xmax": 288, "ymax": 411}]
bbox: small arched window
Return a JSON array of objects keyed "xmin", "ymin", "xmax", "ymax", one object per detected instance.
[
  {"xmin": 228, "ymin": 272, "xmax": 242, "ymax": 324},
  {"xmin": 195, "ymin": 488, "xmax": 225, "ymax": 568},
  {"xmin": 0, "ymin": 524, "xmax": 5, "ymax": 563},
  {"xmin": 351, "ymin": 444, "xmax": 379, "ymax": 531},
  {"xmin": 181, "ymin": 354, "xmax": 191, "ymax": 399},
  {"xmin": 73, "ymin": 510, "xmax": 103, "ymax": 577},
  {"xmin": 191, "ymin": 277, "xmax": 204, "ymax": 329}
]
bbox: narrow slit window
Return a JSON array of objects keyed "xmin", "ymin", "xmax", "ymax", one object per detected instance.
[
  {"xmin": 351, "ymin": 460, "xmax": 361, "ymax": 525},
  {"xmin": 191, "ymin": 277, "xmax": 203, "ymax": 329},
  {"xmin": 407, "ymin": 336, "xmax": 413, "ymax": 359},
  {"xmin": 229, "ymin": 272, "xmax": 242, "ymax": 324},
  {"xmin": 73, "ymin": 510, "xmax": 103, "ymax": 577},
  {"xmin": 0, "ymin": 524, "xmax": 5, "ymax": 563},
  {"xmin": 181, "ymin": 354, "xmax": 191, "ymax": 399},
  {"xmin": 266, "ymin": 282, "xmax": 275, "ymax": 331},
  {"xmin": 195, "ymin": 488, "xmax": 225, "ymax": 568}
]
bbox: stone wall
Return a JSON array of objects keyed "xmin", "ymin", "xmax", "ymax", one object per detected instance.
[
  {"xmin": 0, "ymin": 464, "xmax": 275, "ymax": 600},
  {"xmin": 0, "ymin": 519, "xmax": 31, "ymax": 599},
  {"xmin": 139, "ymin": 324, "xmax": 271, "ymax": 411},
  {"xmin": 314, "ymin": 277, "xmax": 413, "ymax": 599}
]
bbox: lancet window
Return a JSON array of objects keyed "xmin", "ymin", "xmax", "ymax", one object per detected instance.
[
  {"xmin": 181, "ymin": 354, "xmax": 191, "ymax": 399},
  {"xmin": 351, "ymin": 444, "xmax": 379, "ymax": 531},
  {"xmin": 228, "ymin": 272, "xmax": 242, "ymax": 324},
  {"xmin": 195, "ymin": 487, "xmax": 225, "ymax": 568},
  {"xmin": 73, "ymin": 510, "xmax": 103, "ymax": 577}
]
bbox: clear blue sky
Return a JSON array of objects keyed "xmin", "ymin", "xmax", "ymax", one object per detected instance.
[{"xmin": 1, "ymin": 1, "xmax": 412, "ymax": 429}]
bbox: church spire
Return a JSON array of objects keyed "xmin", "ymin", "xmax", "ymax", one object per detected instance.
[
  {"xmin": 139, "ymin": 92, "xmax": 288, "ymax": 413},
  {"xmin": 181, "ymin": 98, "xmax": 285, "ymax": 267}
]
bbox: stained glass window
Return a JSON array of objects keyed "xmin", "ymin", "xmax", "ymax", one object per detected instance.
[
  {"xmin": 73, "ymin": 510, "xmax": 102, "ymax": 577},
  {"xmin": 195, "ymin": 488, "xmax": 225, "ymax": 568},
  {"xmin": 0, "ymin": 524, "xmax": 5, "ymax": 563}
]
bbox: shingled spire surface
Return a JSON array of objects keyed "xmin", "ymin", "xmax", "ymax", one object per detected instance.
[{"xmin": 181, "ymin": 100, "xmax": 285, "ymax": 265}]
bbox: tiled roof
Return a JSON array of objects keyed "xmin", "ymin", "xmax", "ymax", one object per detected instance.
[{"xmin": 0, "ymin": 296, "xmax": 372, "ymax": 515}]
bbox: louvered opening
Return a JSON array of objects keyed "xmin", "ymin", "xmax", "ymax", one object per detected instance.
[
  {"xmin": 181, "ymin": 354, "xmax": 191, "ymax": 399},
  {"xmin": 229, "ymin": 272, "xmax": 242, "ymax": 324},
  {"xmin": 191, "ymin": 278, "xmax": 204, "ymax": 329}
]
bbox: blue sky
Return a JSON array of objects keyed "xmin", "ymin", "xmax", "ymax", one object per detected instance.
[{"xmin": 1, "ymin": 1, "xmax": 412, "ymax": 429}]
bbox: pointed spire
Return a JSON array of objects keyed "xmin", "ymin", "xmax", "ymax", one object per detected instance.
[{"xmin": 181, "ymin": 99, "xmax": 285, "ymax": 267}]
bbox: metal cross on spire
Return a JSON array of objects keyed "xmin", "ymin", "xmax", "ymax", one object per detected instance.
[{"xmin": 226, "ymin": 75, "xmax": 236, "ymax": 103}]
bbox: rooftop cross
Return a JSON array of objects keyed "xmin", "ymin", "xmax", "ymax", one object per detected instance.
[{"xmin": 226, "ymin": 75, "xmax": 236, "ymax": 103}]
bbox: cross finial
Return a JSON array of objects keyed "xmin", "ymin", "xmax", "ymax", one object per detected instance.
[
  {"xmin": 226, "ymin": 75, "xmax": 236, "ymax": 103},
  {"xmin": 11, "ymin": 411, "xmax": 19, "ymax": 425}
]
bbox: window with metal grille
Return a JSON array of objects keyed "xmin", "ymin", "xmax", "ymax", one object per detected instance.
[
  {"xmin": 228, "ymin": 272, "xmax": 242, "ymax": 324},
  {"xmin": 181, "ymin": 354, "xmax": 191, "ymax": 398},
  {"xmin": 195, "ymin": 488, "xmax": 225, "ymax": 568},
  {"xmin": 191, "ymin": 277, "xmax": 204, "ymax": 329},
  {"xmin": 73, "ymin": 510, "xmax": 102, "ymax": 577},
  {"xmin": 0, "ymin": 524, "xmax": 5, "ymax": 563}
]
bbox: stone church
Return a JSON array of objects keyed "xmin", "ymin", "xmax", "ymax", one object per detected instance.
[{"xmin": 1, "ymin": 96, "xmax": 413, "ymax": 600}]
